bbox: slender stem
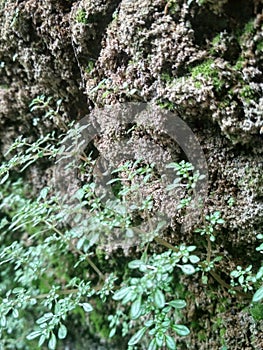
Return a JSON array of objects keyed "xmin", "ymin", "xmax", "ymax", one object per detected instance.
[
  {"xmin": 35, "ymin": 288, "xmax": 78, "ymax": 299},
  {"xmin": 154, "ymin": 237, "xmax": 179, "ymax": 253},
  {"xmin": 206, "ymin": 236, "xmax": 211, "ymax": 264},
  {"xmin": 209, "ymin": 270, "xmax": 251, "ymax": 298},
  {"xmin": 44, "ymin": 220, "xmax": 104, "ymax": 280}
]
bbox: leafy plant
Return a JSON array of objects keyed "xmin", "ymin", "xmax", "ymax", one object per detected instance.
[
  {"xmin": 0, "ymin": 98, "xmax": 262, "ymax": 349},
  {"xmin": 194, "ymin": 211, "xmax": 224, "ymax": 242},
  {"xmin": 111, "ymin": 248, "xmax": 198, "ymax": 349}
]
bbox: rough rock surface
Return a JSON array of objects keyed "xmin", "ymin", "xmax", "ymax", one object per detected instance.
[{"xmin": 0, "ymin": 0, "xmax": 262, "ymax": 349}]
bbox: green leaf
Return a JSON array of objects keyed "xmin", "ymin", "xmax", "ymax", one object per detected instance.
[
  {"xmin": 12, "ymin": 287, "xmax": 25, "ymax": 294},
  {"xmin": 256, "ymin": 267, "xmax": 263, "ymax": 280},
  {"xmin": 128, "ymin": 260, "xmax": 146, "ymax": 269},
  {"xmin": 36, "ymin": 313, "xmax": 53, "ymax": 324},
  {"xmin": 238, "ymin": 275, "xmax": 244, "ymax": 284},
  {"xmin": 173, "ymin": 324, "xmax": 190, "ymax": 336},
  {"xmin": 38, "ymin": 334, "xmax": 46, "ymax": 347},
  {"xmin": 148, "ymin": 338, "xmax": 157, "ymax": 350},
  {"xmin": 187, "ymin": 246, "xmax": 196, "ymax": 252},
  {"xmin": 106, "ymin": 178, "xmax": 120, "ymax": 185},
  {"xmin": 154, "ymin": 289, "xmax": 165, "ymax": 308},
  {"xmin": 189, "ymin": 255, "xmax": 200, "ymax": 263},
  {"xmin": 165, "ymin": 334, "xmax": 177, "ymax": 350},
  {"xmin": 130, "ymin": 296, "xmax": 142, "ymax": 320},
  {"xmin": 128, "ymin": 327, "xmax": 147, "ymax": 346},
  {"xmin": 26, "ymin": 330, "xmax": 42, "ymax": 340},
  {"xmin": 12, "ymin": 308, "xmax": 19, "ymax": 318},
  {"xmin": 169, "ymin": 299, "xmax": 186, "ymax": 309},
  {"xmin": 109, "ymin": 328, "xmax": 116, "ymax": 338},
  {"xmin": 179, "ymin": 264, "xmax": 195, "ymax": 275},
  {"xmin": 252, "ymin": 285, "xmax": 263, "ymax": 303},
  {"xmin": 155, "ymin": 332, "xmax": 164, "ymax": 347},
  {"xmin": 39, "ymin": 187, "xmax": 49, "ymax": 199},
  {"xmin": 144, "ymin": 319, "xmax": 154, "ymax": 327},
  {"xmin": 256, "ymin": 243, "xmax": 263, "ymax": 251},
  {"xmin": 122, "ymin": 290, "xmax": 136, "ymax": 304},
  {"xmin": 48, "ymin": 333, "xmax": 57, "ymax": 350},
  {"xmin": 112, "ymin": 286, "xmax": 132, "ymax": 301},
  {"xmin": 0, "ymin": 171, "xmax": 9, "ymax": 184},
  {"xmin": 0, "ymin": 315, "xmax": 6, "ymax": 327},
  {"xmin": 58, "ymin": 324, "xmax": 67, "ymax": 339},
  {"xmin": 82, "ymin": 303, "xmax": 93, "ymax": 312}
]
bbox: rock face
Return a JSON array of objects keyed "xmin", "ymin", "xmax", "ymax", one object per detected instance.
[{"xmin": 0, "ymin": 0, "xmax": 262, "ymax": 349}]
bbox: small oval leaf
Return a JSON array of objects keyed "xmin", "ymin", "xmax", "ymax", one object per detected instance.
[
  {"xmin": 165, "ymin": 334, "xmax": 177, "ymax": 350},
  {"xmin": 26, "ymin": 330, "xmax": 42, "ymax": 340},
  {"xmin": 48, "ymin": 333, "xmax": 57, "ymax": 350},
  {"xmin": 112, "ymin": 286, "xmax": 132, "ymax": 301},
  {"xmin": 189, "ymin": 255, "xmax": 200, "ymax": 263},
  {"xmin": 148, "ymin": 338, "xmax": 157, "ymax": 350},
  {"xmin": 0, "ymin": 315, "xmax": 7, "ymax": 327},
  {"xmin": 173, "ymin": 325, "xmax": 190, "ymax": 336},
  {"xmin": 38, "ymin": 334, "xmax": 46, "ymax": 347},
  {"xmin": 128, "ymin": 260, "xmax": 146, "ymax": 269},
  {"xmin": 155, "ymin": 332, "xmax": 164, "ymax": 347},
  {"xmin": 128, "ymin": 327, "xmax": 147, "ymax": 346},
  {"xmin": 252, "ymin": 285, "xmax": 263, "ymax": 303},
  {"xmin": 179, "ymin": 264, "xmax": 195, "ymax": 275},
  {"xmin": 82, "ymin": 303, "xmax": 93, "ymax": 313},
  {"xmin": 169, "ymin": 299, "xmax": 186, "ymax": 309},
  {"xmin": 130, "ymin": 296, "xmax": 142, "ymax": 320},
  {"xmin": 154, "ymin": 289, "xmax": 165, "ymax": 309},
  {"xmin": 58, "ymin": 324, "xmax": 67, "ymax": 339}
]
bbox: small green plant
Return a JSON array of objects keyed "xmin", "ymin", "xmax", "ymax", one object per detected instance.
[
  {"xmin": 0, "ymin": 97, "xmax": 262, "ymax": 348},
  {"xmin": 29, "ymin": 95, "xmax": 66, "ymax": 129},
  {"xmin": 111, "ymin": 248, "xmax": 198, "ymax": 349},
  {"xmin": 195, "ymin": 211, "xmax": 224, "ymax": 242},
  {"xmin": 229, "ymin": 233, "xmax": 263, "ymax": 296},
  {"xmin": 166, "ymin": 160, "xmax": 205, "ymax": 191},
  {"xmin": 75, "ymin": 9, "xmax": 88, "ymax": 24},
  {"xmin": 230, "ymin": 265, "xmax": 257, "ymax": 292},
  {"xmin": 0, "ymin": 110, "xmax": 209, "ymax": 348}
]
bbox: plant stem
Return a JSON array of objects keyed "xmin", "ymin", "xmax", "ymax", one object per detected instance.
[{"xmin": 44, "ymin": 220, "xmax": 104, "ymax": 280}]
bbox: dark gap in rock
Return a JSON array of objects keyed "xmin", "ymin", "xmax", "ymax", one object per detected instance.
[
  {"xmin": 80, "ymin": 0, "xmax": 122, "ymax": 61},
  {"xmin": 189, "ymin": 9, "xmax": 228, "ymax": 46}
]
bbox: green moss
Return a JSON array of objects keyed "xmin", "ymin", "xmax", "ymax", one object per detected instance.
[
  {"xmin": 160, "ymin": 72, "xmax": 174, "ymax": 83},
  {"xmin": 190, "ymin": 59, "xmax": 224, "ymax": 92},
  {"xmin": 256, "ymin": 41, "xmax": 263, "ymax": 53},
  {"xmin": 0, "ymin": 84, "xmax": 9, "ymax": 89},
  {"xmin": 239, "ymin": 84, "xmax": 255, "ymax": 101},
  {"xmin": 210, "ymin": 34, "xmax": 221, "ymax": 55},
  {"xmin": 243, "ymin": 20, "xmax": 254, "ymax": 36},
  {"xmin": 76, "ymin": 9, "xmax": 88, "ymax": 24},
  {"xmin": 166, "ymin": 0, "xmax": 179, "ymax": 15},
  {"xmin": 194, "ymin": 81, "xmax": 202, "ymax": 89},
  {"xmin": 85, "ymin": 60, "xmax": 95, "ymax": 74},
  {"xmin": 237, "ymin": 19, "xmax": 255, "ymax": 46},
  {"xmin": 197, "ymin": 330, "xmax": 206, "ymax": 341},
  {"xmin": 233, "ymin": 57, "xmax": 244, "ymax": 71},
  {"xmin": 157, "ymin": 100, "xmax": 176, "ymax": 111}
]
